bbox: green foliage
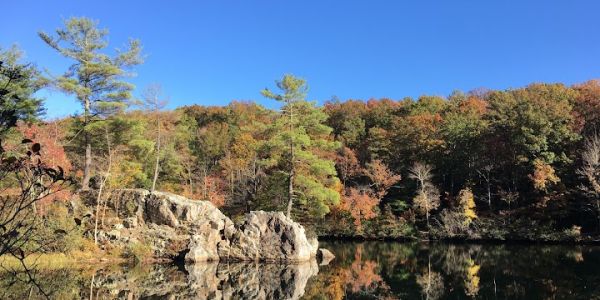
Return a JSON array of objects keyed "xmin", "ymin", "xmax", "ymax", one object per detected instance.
[
  {"xmin": 485, "ymin": 84, "xmax": 579, "ymax": 166},
  {"xmin": 32, "ymin": 204, "xmax": 84, "ymax": 253},
  {"xmin": 39, "ymin": 16, "xmax": 143, "ymax": 188},
  {"xmin": 124, "ymin": 241, "xmax": 153, "ymax": 262},
  {"xmin": 261, "ymin": 74, "xmax": 341, "ymax": 218},
  {"xmin": 0, "ymin": 46, "xmax": 45, "ymax": 139},
  {"xmin": 39, "ymin": 17, "xmax": 143, "ymax": 117}
]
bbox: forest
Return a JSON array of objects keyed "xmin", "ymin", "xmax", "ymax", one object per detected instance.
[{"xmin": 2, "ymin": 17, "xmax": 600, "ymax": 262}]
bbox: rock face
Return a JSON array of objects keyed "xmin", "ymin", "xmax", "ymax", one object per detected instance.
[
  {"xmin": 96, "ymin": 189, "xmax": 327, "ymax": 263},
  {"xmin": 228, "ymin": 211, "xmax": 319, "ymax": 262}
]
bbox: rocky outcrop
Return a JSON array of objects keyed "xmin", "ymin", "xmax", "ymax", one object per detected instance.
[
  {"xmin": 95, "ymin": 189, "xmax": 329, "ymax": 263},
  {"xmin": 227, "ymin": 211, "xmax": 319, "ymax": 262}
]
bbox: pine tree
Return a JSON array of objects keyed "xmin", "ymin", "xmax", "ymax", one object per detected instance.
[
  {"xmin": 39, "ymin": 17, "xmax": 143, "ymax": 189},
  {"xmin": 0, "ymin": 46, "xmax": 45, "ymax": 141},
  {"xmin": 261, "ymin": 74, "xmax": 341, "ymax": 219}
]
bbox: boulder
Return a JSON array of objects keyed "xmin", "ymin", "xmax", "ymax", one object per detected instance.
[
  {"xmin": 101, "ymin": 189, "xmax": 323, "ymax": 263},
  {"xmin": 228, "ymin": 211, "xmax": 318, "ymax": 262},
  {"xmin": 316, "ymin": 248, "xmax": 335, "ymax": 265}
]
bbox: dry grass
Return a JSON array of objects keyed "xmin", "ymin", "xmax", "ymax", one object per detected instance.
[{"xmin": 0, "ymin": 250, "xmax": 125, "ymax": 271}]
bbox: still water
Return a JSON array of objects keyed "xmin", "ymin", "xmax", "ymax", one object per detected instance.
[{"xmin": 1, "ymin": 242, "xmax": 599, "ymax": 299}]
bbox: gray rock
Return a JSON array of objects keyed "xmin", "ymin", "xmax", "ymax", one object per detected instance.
[
  {"xmin": 102, "ymin": 189, "xmax": 319, "ymax": 263},
  {"xmin": 123, "ymin": 217, "xmax": 137, "ymax": 229},
  {"xmin": 316, "ymin": 248, "xmax": 335, "ymax": 265},
  {"xmin": 106, "ymin": 230, "xmax": 121, "ymax": 240},
  {"xmin": 228, "ymin": 211, "xmax": 318, "ymax": 262},
  {"xmin": 185, "ymin": 261, "xmax": 319, "ymax": 300}
]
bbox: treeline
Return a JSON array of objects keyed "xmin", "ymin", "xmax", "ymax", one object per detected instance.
[{"xmin": 2, "ymin": 17, "xmax": 600, "ymax": 240}]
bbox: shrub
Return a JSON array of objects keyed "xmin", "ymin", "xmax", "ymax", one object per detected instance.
[
  {"xmin": 124, "ymin": 241, "xmax": 153, "ymax": 262},
  {"xmin": 25, "ymin": 203, "xmax": 84, "ymax": 253},
  {"xmin": 436, "ymin": 209, "xmax": 471, "ymax": 237}
]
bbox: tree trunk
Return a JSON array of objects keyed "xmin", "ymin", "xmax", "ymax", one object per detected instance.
[
  {"xmin": 229, "ymin": 153, "xmax": 234, "ymax": 201},
  {"xmin": 94, "ymin": 127, "xmax": 112, "ymax": 245},
  {"xmin": 597, "ymin": 199, "xmax": 600, "ymax": 232},
  {"xmin": 187, "ymin": 165, "xmax": 193, "ymax": 195},
  {"xmin": 420, "ymin": 180, "xmax": 429, "ymax": 229},
  {"xmin": 487, "ymin": 181, "xmax": 492, "ymax": 209},
  {"xmin": 426, "ymin": 255, "xmax": 432, "ymax": 300},
  {"xmin": 202, "ymin": 165, "xmax": 208, "ymax": 199},
  {"xmin": 286, "ymin": 102, "xmax": 295, "ymax": 219},
  {"xmin": 287, "ymin": 169, "xmax": 294, "ymax": 218},
  {"xmin": 82, "ymin": 98, "xmax": 92, "ymax": 190},
  {"xmin": 151, "ymin": 117, "xmax": 161, "ymax": 192}
]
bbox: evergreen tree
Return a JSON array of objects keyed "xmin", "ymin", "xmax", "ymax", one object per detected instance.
[
  {"xmin": 39, "ymin": 17, "xmax": 143, "ymax": 189},
  {"xmin": 0, "ymin": 46, "xmax": 45, "ymax": 142},
  {"xmin": 261, "ymin": 74, "xmax": 341, "ymax": 218}
]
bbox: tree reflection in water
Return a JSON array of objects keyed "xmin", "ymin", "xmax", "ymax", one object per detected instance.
[
  {"xmin": 2, "ymin": 242, "xmax": 600, "ymax": 299},
  {"xmin": 304, "ymin": 242, "xmax": 600, "ymax": 299}
]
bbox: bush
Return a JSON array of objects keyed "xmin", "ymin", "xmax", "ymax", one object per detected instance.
[
  {"xmin": 439, "ymin": 209, "xmax": 470, "ymax": 237},
  {"xmin": 123, "ymin": 241, "xmax": 153, "ymax": 262},
  {"xmin": 24, "ymin": 203, "xmax": 85, "ymax": 253}
]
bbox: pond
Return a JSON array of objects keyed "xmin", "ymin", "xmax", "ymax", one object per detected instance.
[{"xmin": 1, "ymin": 242, "xmax": 599, "ymax": 299}]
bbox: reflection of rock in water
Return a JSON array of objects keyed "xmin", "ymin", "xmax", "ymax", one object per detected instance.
[
  {"xmin": 90, "ymin": 261, "xmax": 319, "ymax": 299},
  {"xmin": 187, "ymin": 261, "xmax": 319, "ymax": 299}
]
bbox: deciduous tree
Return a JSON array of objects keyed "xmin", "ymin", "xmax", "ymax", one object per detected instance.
[
  {"xmin": 409, "ymin": 162, "xmax": 440, "ymax": 228},
  {"xmin": 140, "ymin": 84, "xmax": 168, "ymax": 192},
  {"xmin": 578, "ymin": 133, "xmax": 600, "ymax": 229}
]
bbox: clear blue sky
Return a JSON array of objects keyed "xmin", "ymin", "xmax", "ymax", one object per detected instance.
[{"xmin": 2, "ymin": 1, "xmax": 600, "ymax": 119}]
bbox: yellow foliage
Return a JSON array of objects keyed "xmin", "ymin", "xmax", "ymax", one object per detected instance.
[
  {"xmin": 464, "ymin": 260, "xmax": 480, "ymax": 297},
  {"xmin": 530, "ymin": 159, "xmax": 560, "ymax": 191},
  {"xmin": 458, "ymin": 188, "xmax": 477, "ymax": 224}
]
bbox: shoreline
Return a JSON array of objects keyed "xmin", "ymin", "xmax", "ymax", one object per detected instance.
[
  {"xmin": 317, "ymin": 234, "xmax": 600, "ymax": 245},
  {"xmin": 3, "ymin": 236, "xmax": 599, "ymax": 272}
]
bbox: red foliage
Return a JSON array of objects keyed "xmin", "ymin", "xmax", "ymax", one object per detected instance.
[
  {"xmin": 19, "ymin": 122, "xmax": 72, "ymax": 173},
  {"xmin": 18, "ymin": 122, "xmax": 73, "ymax": 211}
]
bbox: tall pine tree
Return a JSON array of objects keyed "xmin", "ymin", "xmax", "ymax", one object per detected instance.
[
  {"xmin": 39, "ymin": 17, "xmax": 143, "ymax": 189},
  {"xmin": 261, "ymin": 74, "xmax": 340, "ymax": 219}
]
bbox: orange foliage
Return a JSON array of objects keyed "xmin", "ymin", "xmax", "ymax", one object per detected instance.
[
  {"xmin": 459, "ymin": 96, "xmax": 488, "ymax": 115},
  {"xmin": 204, "ymin": 176, "xmax": 226, "ymax": 207},
  {"xmin": 340, "ymin": 188, "xmax": 380, "ymax": 230},
  {"xmin": 346, "ymin": 245, "xmax": 384, "ymax": 293},
  {"xmin": 529, "ymin": 159, "xmax": 560, "ymax": 192},
  {"xmin": 336, "ymin": 152, "xmax": 400, "ymax": 230},
  {"xmin": 573, "ymin": 80, "xmax": 600, "ymax": 132},
  {"xmin": 366, "ymin": 159, "xmax": 401, "ymax": 197}
]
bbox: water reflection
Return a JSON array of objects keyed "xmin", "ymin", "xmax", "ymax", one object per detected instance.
[
  {"xmin": 0, "ymin": 261, "xmax": 318, "ymax": 300},
  {"xmin": 2, "ymin": 242, "xmax": 600, "ymax": 299},
  {"xmin": 305, "ymin": 242, "xmax": 600, "ymax": 299}
]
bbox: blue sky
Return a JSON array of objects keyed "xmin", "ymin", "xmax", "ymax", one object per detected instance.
[{"xmin": 2, "ymin": 1, "xmax": 600, "ymax": 119}]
